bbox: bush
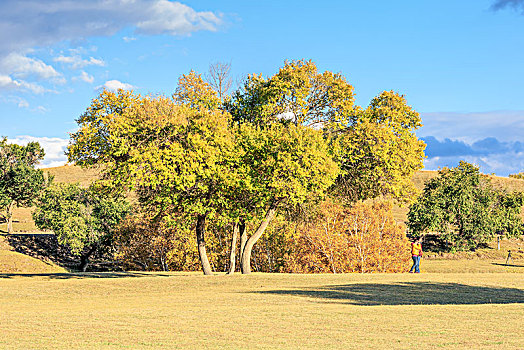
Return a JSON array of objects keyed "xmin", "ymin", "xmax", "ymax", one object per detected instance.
[
  {"xmin": 114, "ymin": 213, "xmax": 200, "ymax": 271},
  {"xmin": 284, "ymin": 200, "xmax": 410, "ymax": 273}
]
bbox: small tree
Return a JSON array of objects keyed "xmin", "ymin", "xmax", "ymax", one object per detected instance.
[
  {"xmin": 33, "ymin": 183, "xmax": 130, "ymax": 271},
  {"xmin": 408, "ymin": 161, "xmax": 524, "ymax": 251},
  {"xmin": 0, "ymin": 138, "xmax": 47, "ymax": 233},
  {"xmin": 206, "ymin": 61, "xmax": 233, "ymax": 102}
]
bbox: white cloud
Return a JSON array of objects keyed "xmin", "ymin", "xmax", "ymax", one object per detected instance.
[
  {"xmin": 0, "ymin": 95, "xmax": 30, "ymax": 108},
  {"xmin": 0, "ymin": 53, "xmax": 64, "ymax": 84},
  {"xmin": 0, "ymin": 0, "xmax": 222, "ymax": 56},
  {"xmin": 7, "ymin": 136, "xmax": 69, "ymax": 168},
  {"xmin": 73, "ymin": 71, "xmax": 95, "ymax": 84},
  {"xmin": 419, "ymin": 110, "xmax": 524, "ymax": 175},
  {"xmin": 0, "ymin": 1, "xmax": 221, "ymax": 96},
  {"xmin": 123, "ymin": 36, "xmax": 137, "ymax": 42},
  {"xmin": 0, "ymin": 53, "xmax": 64, "ymax": 93},
  {"xmin": 34, "ymin": 106, "xmax": 48, "ymax": 113},
  {"xmin": 419, "ymin": 110, "xmax": 524, "ymax": 143},
  {"xmin": 0, "ymin": 74, "xmax": 46, "ymax": 94},
  {"xmin": 17, "ymin": 98, "xmax": 29, "ymax": 108},
  {"xmin": 96, "ymin": 79, "xmax": 135, "ymax": 91},
  {"xmin": 135, "ymin": 0, "xmax": 221, "ymax": 35},
  {"xmin": 424, "ymin": 153, "xmax": 524, "ymax": 176},
  {"xmin": 54, "ymin": 55, "xmax": 105, "ymax": 69}
]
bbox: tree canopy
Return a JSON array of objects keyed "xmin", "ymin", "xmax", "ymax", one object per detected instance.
[
  {"xmin": 332, "ymin": 90, "xmax": 426, "ymax": 203},
  {"xmin": 408, "ymin": 161, "xmax": 524, "ymax": 251},
  {"xmin": 0, "ymin": 138, "xmax": 47, "ymax": 233},
  {"xmin": 33, "ymin": 183, "xmax": 130, "ymax": 271},
  {"xmin": 67, "ymin": 59, "xmax": 427, "ymax": 274}
]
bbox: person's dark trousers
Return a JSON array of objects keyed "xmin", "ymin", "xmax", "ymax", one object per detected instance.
[{"xmin": 409, "ymin": 255, "xmax": 420, "ymax": 273}]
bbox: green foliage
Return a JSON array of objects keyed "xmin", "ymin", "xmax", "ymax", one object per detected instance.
[
  {"xmin": 227, "ymin": 61, "xmax": 425, "ymax": 204},
  {"xmin": 509, "ymin": 172, "xmax": 524, "ymax": 180},
  {"xmin": 237, "ymin": 122, "xmax": 339, "ymax": 211},
  {"xmin": 68, "ymin": 88, "xmax": 236, "ymax": 216},
  {"xmin": 174, "ymin": 70, "xmax": 221, "ymax": 110},
  {"xmin": 408, "ymin": 161, "xmax": 524, "ymax": 251},
  {"xmin": 67, "ymin": 60, "xmax": 426, "ymax": 274},
  {"xmin": 67, "ymin": 84, "xmax": 239, "ymax": 274},
  {"xmin": 0, "ymin": 138, "xmax": 47, "ymax": 233},
  {"xmin": 332, "ymin": 91, "xmax": 426, "ymax": 203},
  {"xmin": 33, "ymin": 183, "xmax": 130, "ymax": 269},
  {"xmin": 227, "ymin": 59, "xmax": 355, "ymax": 127}
]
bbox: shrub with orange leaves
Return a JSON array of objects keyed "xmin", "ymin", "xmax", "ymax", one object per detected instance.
[{"xmin": 284, "ymin": 200, "xmax": 410, "ymax": 273}]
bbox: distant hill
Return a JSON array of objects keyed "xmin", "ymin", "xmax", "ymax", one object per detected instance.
[
  {"xmin": 45, "ymin": 164, "xmax": 101, "ymax": 187},
  {"xmin": 2, "ymin": 165, "xmax": 524, "ymax": 232}
]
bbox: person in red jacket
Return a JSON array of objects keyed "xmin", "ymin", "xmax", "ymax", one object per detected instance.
[{"xmin": 409, "ymin": 237, "xmax": 423, "ymax": 273}]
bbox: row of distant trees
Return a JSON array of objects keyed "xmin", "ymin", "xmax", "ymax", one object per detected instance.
[{"xmin": 2, "ymin": 60, "xmax": 522, "ymax": 273}]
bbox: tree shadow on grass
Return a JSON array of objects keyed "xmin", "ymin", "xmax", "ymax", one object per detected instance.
[
  {"xmin": 255, "ymin": 282, "xmax": 524, "ymax": 305},
  {"xmin": 492, "ymin": 263, "xmax": 524, "ymax": 268},
  {"xmin": 0, "ymin": 272, "xmax": 174, "ymax": 279},
  {"xmin": 2, "ymin": 233, "xmax": 120, "ymax": 271}
]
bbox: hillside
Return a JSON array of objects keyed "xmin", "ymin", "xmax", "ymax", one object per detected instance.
[{"xmin": 3, "ymin": 166, "xmax": 524, "ymax": 233}]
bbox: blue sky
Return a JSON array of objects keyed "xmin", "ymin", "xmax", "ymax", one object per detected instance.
[{"xmin": 1, "ymin": 0, "xmax": 523, "ymax": 175}]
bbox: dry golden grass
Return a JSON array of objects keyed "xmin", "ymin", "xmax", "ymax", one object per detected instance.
[
  {"xmin": 0, "ymin": 250, "xmax": 66, "ymax": 274},
  {"xmin": 0, "ymin": 235, "xmax": 66, "ymax": 273},
  {"xmin": 44, "ymin": 164, "xmax": 101, "ymax": 187},
  {"xmin": 0, "ymin": 271, "xmax": 522, "ymax": 349}
]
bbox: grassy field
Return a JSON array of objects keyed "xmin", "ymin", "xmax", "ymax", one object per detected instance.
[
  {"xmin": 0, "ymin": 270, "xmax": 523, "ymax": 349},
  {"xmin": 1, "ymin": 167, "xmax": 523, "ymax": 349}
]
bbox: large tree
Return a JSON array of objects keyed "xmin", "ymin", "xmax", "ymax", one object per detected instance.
[
  {"xmin": 226, "ymin": 60, "xmax": 424, "ymax": 273},
  {"xmin": 33, "ymin": 183, "xmax": 130, "ymax": 271},
  {"xmin": 68, "ymin": 77, "xmax": 238, "ymax": 275},
  {"xmin": 227, "ymin": 59, "xmax": 355, "ymax": 128},
  {"xmin": 0, "ymin": 138, "xmax": 47, "ymax": 233},
  {"xmin": 408, "ymin": 161, "xmax": 524, "ymax": 251},
  {"xmin": 227, "ymin": 60, "xmax": 425, "ymax": 205}
]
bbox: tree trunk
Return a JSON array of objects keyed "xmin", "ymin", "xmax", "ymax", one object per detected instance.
[
  {"xmin": 79, "ymin": 244, "xmax": 98, "ymax": 272},
  {"xmin": 241, "ymin": 205, "xmax": 277, "ymax": 274},
  {"xmin": 196, "ymin": 214, "xmax": 213, "ymax": 275},
  {"xmin": 227, "ymin": 221, "xmax": 239, "ymax": 274},
  {"xmin": 239, "ymin": 219, "xmax": 248, "ymax": 274},
  {"xmin": 6, "ymin": 201, "xmax": 15, "ymax": 234}
]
